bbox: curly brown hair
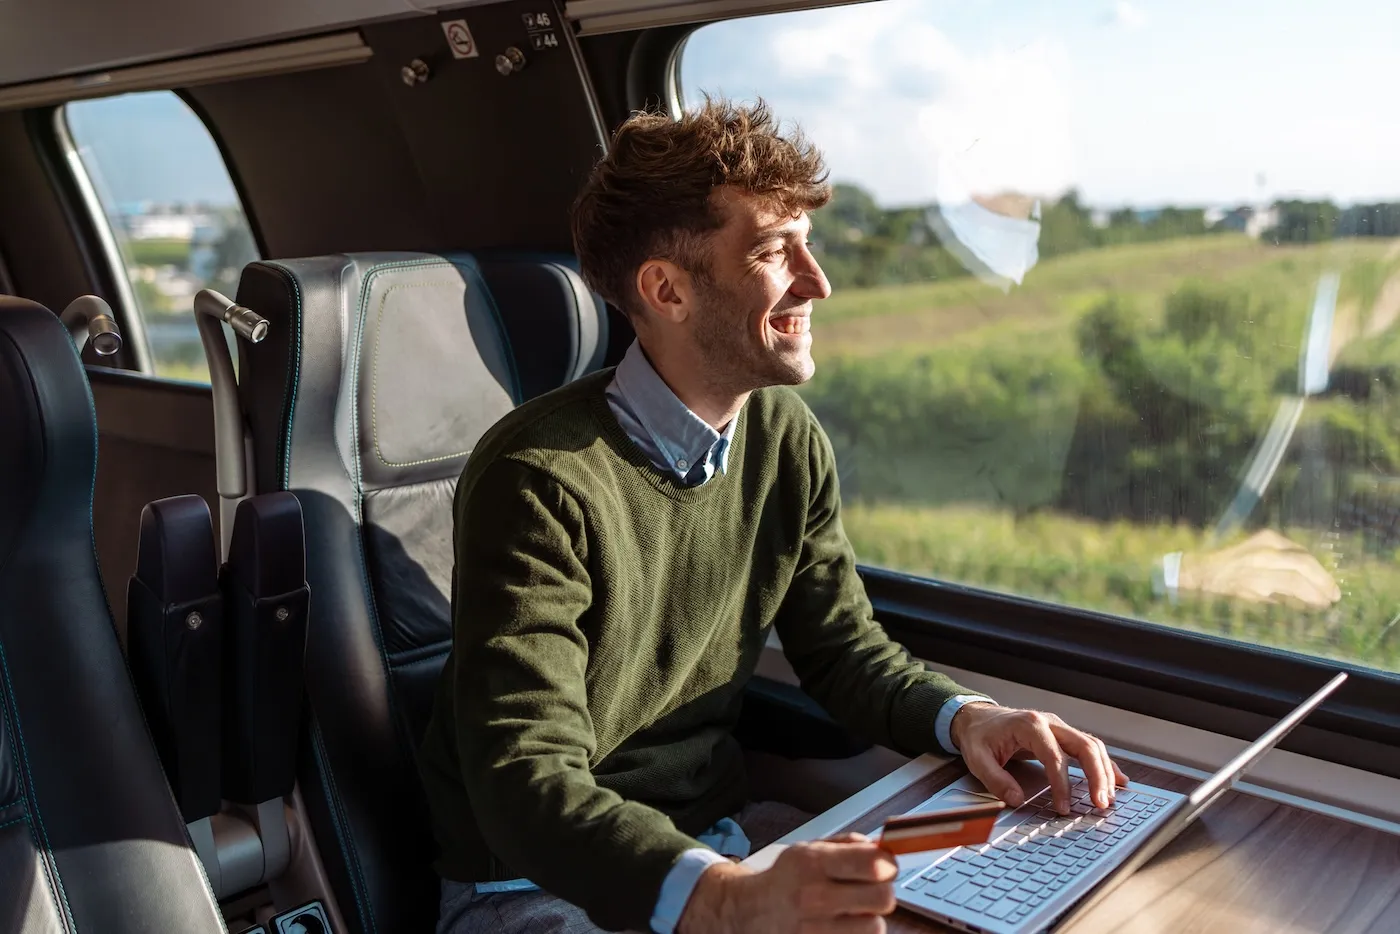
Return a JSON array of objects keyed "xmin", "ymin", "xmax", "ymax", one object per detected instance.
[{"xmin": 571, "ymin": 97, "xmax": 831, "ymax": 316}]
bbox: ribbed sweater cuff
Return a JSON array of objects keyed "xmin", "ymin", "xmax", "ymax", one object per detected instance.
[
  {"xmin": 594, "ymin": 820, "xmax": 705, "ymax": 931},
  {"xmin": 891, "ymin": 677, "xmax": 970, "ymax": 757}
]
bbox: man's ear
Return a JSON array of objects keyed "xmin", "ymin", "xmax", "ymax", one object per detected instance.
[{"xmin": 635, "ymin": 259, "xmax": 694, "ymax": 325}]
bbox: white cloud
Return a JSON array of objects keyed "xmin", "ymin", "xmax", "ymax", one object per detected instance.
[
  {"xmin": 1111, "ymin": 1, "xmax": 1147, "ymax": 31},
  {"xmin": 761, "ymin": 1, "xmax": 1076, "ymax": 205},
  {"xmin": 684, "ymin": 0, "xmax": 1400, "ymax": 207}
]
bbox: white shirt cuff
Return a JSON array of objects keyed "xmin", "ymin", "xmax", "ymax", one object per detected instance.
[
  {"xmin": 651, "ymin": 848, "xmax": 730, "ymax": 934},
  {"xmin": 935, "ymin": 694, "xmax": 998, "ymax": 755}
]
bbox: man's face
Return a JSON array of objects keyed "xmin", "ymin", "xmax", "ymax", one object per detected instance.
[{"xmin": 685, "ymin": 188, "xmax": 832, "ymax": 392}]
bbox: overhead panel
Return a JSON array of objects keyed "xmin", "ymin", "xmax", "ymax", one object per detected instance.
[
  {"xmin": 0, "ymin": 0, "xmax": 413, "ymax": 87},
  {"xmin": 0, "ymin": 33, "xmax": 373, "ymax": 111}
]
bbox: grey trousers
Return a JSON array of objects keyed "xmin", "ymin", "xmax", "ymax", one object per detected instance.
[{"xmin": 437, "ymin": 800, "xmax": 814, "ymax": 934}]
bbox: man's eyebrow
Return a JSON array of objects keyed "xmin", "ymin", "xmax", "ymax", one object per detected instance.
[{"xmin": 748, "ymin": 222, "xmax": 808, "ymax": 249}]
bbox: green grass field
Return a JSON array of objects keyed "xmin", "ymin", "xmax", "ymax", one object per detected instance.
[
  {"xmin": 843, "ymin": 502, "xmax": 1400, "ymax": 671},
  {"xmin": 812, "ymin": 235, "xmax": 1400, "ymax": 359},
  {"xmin": 805, "ymin": 234, "xmax": 1400, "ymax": 672}
]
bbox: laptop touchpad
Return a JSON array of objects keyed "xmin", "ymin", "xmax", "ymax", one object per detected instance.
[{"xmin": 915, "ymin": 760, "xmax": 1054, "ymax": 823}]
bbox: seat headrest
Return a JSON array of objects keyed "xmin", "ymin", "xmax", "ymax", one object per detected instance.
[
  {"xmin": 473, "ymin": 252, "xmax": 608, "ymax": 400},
  {"xmin": 0, "ymin": 296, "xmax": 97, "ymax": 560},
  {"xmin": 234, "ymin": 252, "xmax": 606, "ymax": 494}
]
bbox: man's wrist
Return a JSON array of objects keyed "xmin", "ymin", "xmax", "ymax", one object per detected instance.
[
  {"xmin": 654, "ymin": 849, "xmax": 732, "ymax": 934},
  {"xmin": 676, "ymin": 861, "xmax": 749, "ymax": 934},
  {"xmin": 948, "ymin": 699, "xmax": 999, "ymax": 754}
]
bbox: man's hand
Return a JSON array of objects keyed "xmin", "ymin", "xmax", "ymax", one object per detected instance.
[
  {"xmin": 949, "ymin": 703, "xmax": 1128, "ymax": 815},
  {"xmin": 677, "ymin": 833, "xmax": 898, "ymax": 934},
  {"xmin": 1179, "ymin": 530, "xmax": 1340, "ymax": 609}
]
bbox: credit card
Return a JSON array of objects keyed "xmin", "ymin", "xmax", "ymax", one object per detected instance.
[{"xmin": 878, "ymin": 801, "xmax": 1005, "ymax": 855}]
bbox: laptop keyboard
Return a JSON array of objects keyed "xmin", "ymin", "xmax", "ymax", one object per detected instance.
[{"xmin": 902, "ymin": 777, "xmax": 1169, "ymax": 927}]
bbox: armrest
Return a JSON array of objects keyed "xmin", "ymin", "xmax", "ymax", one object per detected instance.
[
  {"xmin": 126, "ymin": 494, "xmax": 224, "ymax": 823},
  {"xmin": 221, "ymin": 491, "xmax": 309, "ymax": 806}
]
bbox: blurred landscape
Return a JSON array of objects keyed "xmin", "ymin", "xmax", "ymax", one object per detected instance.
[
  {"xmin": 802, "ymin": 185, "xmax": 1400, "ymax": 671},
  {"xmin": 112, "ymin": 200, "xmax": 257, "ymax": 381}
]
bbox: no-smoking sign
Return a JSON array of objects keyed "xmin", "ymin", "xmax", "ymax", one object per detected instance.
[{"xmin": 441, "ymin": 19, "xmax": 479, "ymax": 59}]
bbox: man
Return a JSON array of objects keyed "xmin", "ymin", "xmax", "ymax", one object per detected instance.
[{"xmin": 418, "ymin": 98, "xmax": 1127, "ymax": 934}]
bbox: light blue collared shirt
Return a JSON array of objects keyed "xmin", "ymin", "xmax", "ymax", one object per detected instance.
[
  {"xmin": 605, "ymin": 340, "xmax": 739, "ymax": 486},
  {"xmin": 599, "ymin": 340, "xmax": 994, "ymax": 932}
]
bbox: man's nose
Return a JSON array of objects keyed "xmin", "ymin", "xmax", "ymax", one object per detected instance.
[{"xmin": 792, "ymin": 247, "xmax": 832, "ymax": 300}]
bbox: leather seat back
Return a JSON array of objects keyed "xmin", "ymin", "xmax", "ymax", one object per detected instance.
[
  {"xmin": 0, "ymin": 296, "xmax": 225, "ymax": 933},
  {"xmin": 232, "ymin": 252, "xmax": 606, "ymax": 934}
]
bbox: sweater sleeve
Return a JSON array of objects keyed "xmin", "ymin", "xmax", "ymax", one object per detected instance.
[
  {"xmin": 771, "ymin": 415, "xmax": 986, "ymax": 757},
  {"xmin": 451, "ymin": 458, "xmax": 703, "ymax": 932}
]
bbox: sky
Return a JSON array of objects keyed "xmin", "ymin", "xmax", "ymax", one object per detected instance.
[
  {"xmin": 61, "ymin": 0, "xmax": 1400, "ymax": 212},
  {"xmin": 65, "ymin": 92, "xmax": 239, "ymax": 209},
  {"xmin": 681, "ymin": 0, "xmax": 1400, "ymax": 208}
]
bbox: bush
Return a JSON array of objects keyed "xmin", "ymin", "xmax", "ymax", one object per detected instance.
[
  {"xmin": 802, "ymin": 346, "xmax": 1092, "ymax": 512},
  {"xmin": 803, "ymin": 278, "xmax": 1400, "ymax": 531}
]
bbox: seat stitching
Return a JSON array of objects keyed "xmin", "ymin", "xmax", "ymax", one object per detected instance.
[
  {"xmin": 365, "ymin": 259, "xmax": 520, "ymax": 468},
  {"xmin": 369, "ymin": 281, "xmax": 480, "ymax": 468},
  {"xmin": 0, "ymin": 814, "xmax": 28, "ymax": 833},
  {"xmin": 260, "ymin": 262, "xmax": 304, "ymax": 490},
  {"xmin": 0, "ymin": 641, "xmax": 76, "ymax": 932},
  {"xmin": 310, "ymin": 714, "xmax": 375, "ymax": 933}
]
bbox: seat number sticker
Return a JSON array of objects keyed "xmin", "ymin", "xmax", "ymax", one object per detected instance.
[
  {"xmin": 442, "ymin": 20, "xmax": 480, "ymax": 59},
  {"xmin": 523, "ymin": 12, "xmax": 561, "ymax": 50}
]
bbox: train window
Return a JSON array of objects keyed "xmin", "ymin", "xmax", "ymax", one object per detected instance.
[
  {"xmin": 682, "ymin": 1, "xmax": 1400, "ymax": 673},
  {"xmin": 62, "ymin": 91, "xmax": 258, "ymax": 382}
]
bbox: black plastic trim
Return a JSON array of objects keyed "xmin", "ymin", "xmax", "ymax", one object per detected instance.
[
  {"xmin": 85, "ymin": 362, "xmax": 217, "ymax": 396},
  {"xmin": 862, "ymin": 566, "xmax": 1400, "ymax": 779},
  {"xmin": 177, "ymin": 89, "xmax": 271, "ymax": 261},
  {"xmin": 624, "ymin": 24, "xmax": 696, "ymax": 114},
  {"xmin": 24, "ymin": 106, "xmax": 130, "ymax": 348}
]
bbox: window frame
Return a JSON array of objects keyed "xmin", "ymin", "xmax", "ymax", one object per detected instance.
[
  {"xmin": 41, "ymin": 89, "xmax": 265, "ymax": 382},
  {"xmin": 48, "ymin": 102, "xmax": 155, "ymax": 375},
  {"xmin": 656, "ymin": 19, "xmax": 1400, "ymax": 777}
]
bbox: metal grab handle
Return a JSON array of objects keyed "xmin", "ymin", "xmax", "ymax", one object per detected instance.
[
  {"xmin": 194, "ymin": 288, "xmax": 270, "ymax": 557},
  {"xmin": 59, "ymin": 294, "xmax": 122, "ymax": 356},
  {"xmin": 195, "ymin": 288, "xmax": 269, "ymax": 343}
]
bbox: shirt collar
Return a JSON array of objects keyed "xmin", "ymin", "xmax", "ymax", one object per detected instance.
[{"xmin": 612, "ymin": 340, "xmax": 738, "ymax": 482}]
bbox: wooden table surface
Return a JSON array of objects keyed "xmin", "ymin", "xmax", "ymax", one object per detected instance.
[{"xmin": 835, "ymin": 760, "xmax": 1400, "ymax": 933}]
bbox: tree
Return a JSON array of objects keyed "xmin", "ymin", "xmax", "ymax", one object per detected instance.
[{"xmin": 208, "ymin": 215, "xmax": 258, "ymax": 292}]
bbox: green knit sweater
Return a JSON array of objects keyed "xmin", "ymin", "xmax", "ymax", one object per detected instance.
[{"xmin": 418, "ymin": 369, "xmax": 970, "ymax": 931}]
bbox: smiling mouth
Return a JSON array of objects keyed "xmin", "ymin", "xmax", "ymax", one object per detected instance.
[{"xmin": 768, "ymin": 314, "xmax": 810, "ymax": 336}]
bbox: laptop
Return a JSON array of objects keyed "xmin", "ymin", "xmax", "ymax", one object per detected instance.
[{"xmin": 892, "ymin": 671, "xmax": 1348, "ymax": 933}]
